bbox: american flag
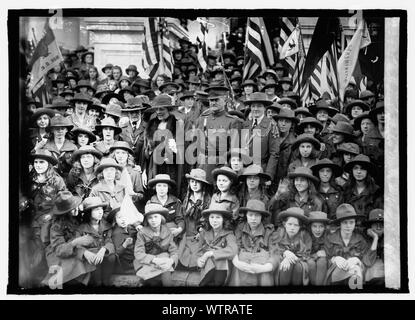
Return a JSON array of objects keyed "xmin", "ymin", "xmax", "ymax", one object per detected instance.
[
  {"xmin": 196, "ymin": 18, "xmax": 208, "ymax": 72},
  {"xmin": 242, "ymin": 17, "xmax": 274, "ymax": 81},
  {"xmin": 278, "ymin": 17, "xmax": 310, "ymax": 106}
]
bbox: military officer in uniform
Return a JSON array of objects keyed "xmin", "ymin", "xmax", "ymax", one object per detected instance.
[{"xmin": 240, "ymin": 92, "xmax": 280, "ymax": 193}]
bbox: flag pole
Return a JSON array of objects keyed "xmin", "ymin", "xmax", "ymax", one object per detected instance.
[{"xmin": 241, "ymin": 17, "xmax": 249, "ymax": 81}]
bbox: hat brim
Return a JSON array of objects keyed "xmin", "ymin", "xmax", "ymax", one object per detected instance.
[
  {"xmin": 72, "ymin": 98, "xmax": 93, "ymax": 105},
  {"xmin": 95, "ymin": 162, "xmax": 123, "ymax": 175},
  {"xmin": 94, "ymin": 124, "xmax": 122, "ymax": 135},
  {"xmin": 106, "ymin": 206, "xmax": 120, "ymax": 223},
  {"xmin": 84, "ymin": 202, "xmax": 109, "ymax": 212},
  {"xmin": 307, "ymin": 218, "xmax": 330, "ymax": 224},
  {"xmin": 148, "ymin": 178, "xmax": 177, "ymax": 189},
  {"xmin": 344, "ymin": 160, "xmax": 376, "ymax": 175},
  {"xmin": 292, "ymin": 137, "xmax": 321, "ymax": 151},
  {"xmin": 52, "ymin": 196, "xmax": 82, "ymax": 215},
  {"xmin": 202, "ymin": 209, "xmax": 233, "ymax": 220},
  {"xmin": 212, "ymin": 168, "xmax": 238, "ymax": 183},
  {"xmin": 71, "ymin": 128, "xmax": 97, "ymax": 143},
  {"xmin": 121, "ymin": 106, "xmax": 147, "ymax": 112},
  {"xmin": 244, "ymin": 99, "xmax": 273, "ymax": 106},
  {"xmin": 47, "ymin": 124, "xmax": 74, "ymax": 132},
  {"xmin": 332, "ymin": 214, "xmax": 366, "ymax": 225},
  {"xmin": 331, "ymin": 128, "xmax": 355, "ymax": 137},
  {"xmin": 185, "ymin": 173, "xmax": 210, "ymax": 185},
  {"xmin": 278, "ymin": 99, "xmax": 298, "ymax": 110},
  {"xmin": 311, "ymin": 105, "xmax": 338, "ymax": 117},
  {"xmin": 311, "ymin": 163, "xmax": 342, "ymax": 178},
  {"xmin": 345, "ymin": 101, "xmax": 370, "ymax": 114},
  {"xmin": 31, "ymin": 153, "xmax": 58, "ymax": 166},
  {"xmin": 239, "ymin": 207, "xmax": 270, "ymax": 217},
  {"xmin": 102, "ymin": 93, "xmax": 123, "ymax": 105},
  {"xmin": 364, "ymin": 218, "xmax": 384, "ymax": 226},
  {"xmin": 278, "ymin": 211, "xmax": 308, "ymax": 223},
  {"xmin": 109, "ymin": 145, "xmax": 134, "ymax": 155},
  {"xmin": 144, "ymin": 210, "xmax": 169, "ymax": 220},
  {"xmin": 288, "ymin": 172, "xmax": 319, "ymax": 184},
  {"xmin": 298, "ymin": 121, "xmax": 323, "ymax": 132},
  {"xmin": 72, "ymin": 148, "xmax": 102, "ymax": 162},
  {"xmin": 239, "ymin": 172, "xmax": 271, "ymax": 181},
  {"xmin": 272, "ymin": 114, "xmax": 299, "ymax": 123},
  {"xmin": 30, "ymin": 108, "xmax": 56, "ymax": 126}
]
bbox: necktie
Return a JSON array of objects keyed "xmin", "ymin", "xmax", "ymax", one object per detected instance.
[{"xmin": 252, "ymin": 119, "xmax": 258, "ymax": 128}]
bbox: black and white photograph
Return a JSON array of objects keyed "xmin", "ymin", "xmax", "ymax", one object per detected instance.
[{"xmin": 5, "ymin": 2, "xmax": 409, "ymax": 298}]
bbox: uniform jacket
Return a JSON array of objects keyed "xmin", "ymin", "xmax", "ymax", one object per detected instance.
[
  {"xmin": 310, "ymin": 231, "xmax": 328, "ymax": 258},
  {"xmin": 112, "ymin": 225, "xmax": 137, "ymax": 272},
  {"xmin": 274, "ymin": 132, "xmax": 296, "ymax": 184},
  {"xmin": 240, "ymin": 117, "xmax": 280, "ymax": 180},
  {"xmin": 272, "ymin": 227, "xmax": 312, "ymax": 261},
  {"xmin": 147, "ymin": 195, "xmax": 185, "ymax": 231},
  {"xmin": 317, "ymin": 184, "xmax": 344, "ymax": 220},
  {"xmin": 66, "ymin": 170, "xmax": 99, "ymax": 200},
  {"xmin": 119, "ymin": 120, "xmax": 146, "ymax": 162},
  {"xmin": 343, "ymin": 184, "xmax": 383, "ymax": 218},
  {"xmin": 41, "ymin": 139, "xmax": 78, "ymax": 178},
  {"xmin": 238, "ymin": 188, "xmax": 269, "ymax": 208},
  {"xmin": 90, "ymin": 180, "xmax": 126, "ymax": 213},
  {"xmin": 210, "ymin": 192, "xmax": 240, "ymax": 221},
  {"xmin": 78, "ymin": 220, "xmax": 115, "ymax": 256}
]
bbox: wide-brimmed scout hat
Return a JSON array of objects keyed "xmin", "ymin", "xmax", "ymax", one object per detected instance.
[
  {"xmin": 202, "ymin": 201, "xmax": 233, "ymax": 220},
  {"xmin": 359, "ymin": 90, "xmax": 375, "ymax": 100},
  {"xmin": 120, "ymin": 97, "xmax": 147, "ymax": 112},
  {"xmin": 60, "ymin": 88, "xmax": 75, "ymax": 98},
  {"xmin": 337, "ymin": 142, "xmax": 360, "ymax": 155},
  {"xmin": 125, "ymin": 64, "xmax": 138, "ymax": 74},
  {"xmin": 95, "ymin": 157, "xmax": 123, "ymax": 174},
  {"xmin": 365, "ymin": 208, "xmax": 384, "ymax": 225},
  {"xmin": 311, "ymin": 99, "xmax": 338, "ymax": 117},
  {"xmin": 51, "ymin": 191, "xmax": 82, "ymax": 216},
  {"xmin": 143, "ymin": 203, "xmax": 169, "ymax": 220},
  {"xmin": 273, "ymin": 108, "xmax": 299, "ymax": 123},
  {"xmin": 30, "ymin": 149, "xmax": 58, "ymax": 166},
  {"xmin": 297, "ymin": 117, "xmax": 323, "ymax": 132},
  {"xmin": 101, "ymin": 63, "xmax": 114, "ymax": 73},
  {"xmin": 353, "ymin": 112, "xmax": 374, "ymax": 130},
  {"xmin": 278, "ymin": 97, "xmax": 298, "ymax": 110},
  {"xmin": 179, "ymin": 91, "xmax": 196, "ymax": 101},
  {"xmin": 47, "ymin": 114, "xmax": 74, "ymax": 131},
  {"xmin": 262, "ymin": 69, "xmax": 278, "ymax": 80},
  {"xmin": 72, "ymin": 145, "xmax": 103, "ymax": 162},
  {"xmin": 311, "ymin": 158, "xmax": 342, "ymax": 178},
  {"xmin": 244, "ymin": 92, "xmax": 273, "ymax": 106},
  {"xmin": 239, "ymin": 164, "xmax": 271, "ymax": 181},
  {"xmin": 291, "ymin": 133, "xmax": 321, "ymax": 150},
  {"xmin": 104, "ymin": 103, "xmax": 123, "ymax": 119},
  {"xmin": 227, "ymin": 148, "xmax": 253, "ymax": 166},
  {"xmin": 333, "ymin": 203, "xmax": 365, "ymax": 224},
  {"xmin": 212, "ymin": 166, "xmax": 238, "ymax": 183},
  {"xmin": 239, "ymin": 199, "xmax": 270, "ymax": 218},
  {"xmin": 88, "ymin": 98, "xmax": 106, "ymax": 114},
  {"xmin": 307, "ymin": 211, "xmax": 329, "ymax": 224},
  {"xmin": 106, "ymin": 207, "xmax": 121, "ymax": 224},
  {"xmin": 82, "ymin": 196, "xmax": 108, "ymax": 212},
  {"xmin": 94, "ymin": 85, "xmax": 111, "ymax": 99},
  {"xmin": 185, "ymin": 168, "xmax": 210, "ymax": 185},
  {"xmin": 48, "ymin": 97, "xmax": 71, "ymax": 110},
  {"xmin": 81, "ymin": 51, "xmax": 94, "ymax": 62},
  {"xmin": 345, "ymin": 99, "xmax": 370, "ymax": 115},
  {"xmin": 109, "ymin": 141, "xmax": 134, "ymax": 155},
  {"xmin": 150, "ymin": 94, "xmax": 175, "ymax": 110},
  {"xmin": 75, "ymin": 80, "xmax": 95, "ymax": 93},
  {"xmin": 266, "ymin": 101, "xmax": 282, "ymax": 114},
  {"xmin": 102, "ymin": 92, "xmax": 124, "ymax": 105},
  {"xmin": 343, "ymin": 154, "xmax": 376, "ymax": 176},
  {"xmin": 71, "ymin": 126, "xmax": 97, "ymax": 143},
  {"xmin": 278, "ymin": 207, "xmax": 308, "ymax": 223},
  {"xmin": 71, "ymin": 92, "xmax": 93, "ymax": 105},
  {"xmin": 159, "ymin": 82, "xmax": 180, "ymax": 93},
  {"xmin": 118, "ymin": 86, "xmax": 135, "ymax": 97},
  {"xmin": 331, "ymin": 121, "xmax": 355, "ymax": 137},
  {"xmin": 132, "ymin": 79, "xmax": 151, "ymax": 90},
  {"xmin": 94, "ymin": 117, "xmax": 122, "ymax": 135},
  {"xmin": 288, "ymin": 166, "xmax": 319, "ymax": 184},
  {"xmin": 240, "ymin": 79, "xmax": 258, "ymax": 90},
  {"xmin": 148, "ymin": 174, "xmax": 176, "ymax": 189},
  {"xmin": 295, "ymin": 107, "xmax": 313, "ymax": 118},
  {"xmin": 261, "ymin": 80, "xmax": 279, "ymax": 92},
  {"xmin": 187, "ymin": 75, "xmax": 201, "ymax": 85},
  {"xmin": 30, "ymin": 108, "xmax": 56, "ymax": 126},
  {"xmin": 279, "ymin": 76, "xmax": 293, "ymax": 85},
  {"xmin": 329, "ymin": 113, "xmax": 350, "ymax": 125}
]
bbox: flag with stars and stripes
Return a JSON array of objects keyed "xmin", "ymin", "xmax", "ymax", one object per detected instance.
[{"xmin": 196, "ymin": 17, "xmax": 208, "ymax": 72}]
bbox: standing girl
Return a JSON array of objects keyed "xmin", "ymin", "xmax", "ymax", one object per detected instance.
[
  {"xmin": 288, "ymin": 133, "xmax": 321, "ymax": 173},
  {"xmin": 238, "ymin": 164, "xmax": 270, "ymax": 208},
  {"xmin": 197, "ymin": 202, "xmax": 238, "ymax": 286},
  {"xmin": 94, "ymin": 117, "xmax": 122, "ymax": 156},
  {"xmin": 273, "ymin": 207, "xmax": 312, "ymax": 286},
  {"xmin": 230, "ymin": 200, "xmax": 278, "ymax": 286}
]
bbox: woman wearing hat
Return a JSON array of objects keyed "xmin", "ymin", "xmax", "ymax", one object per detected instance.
[
  {"xmin": 78, "ymin": 196, "xmax": 116, "ymax": 286},
  {"xmin": 90, "ymin": 157, "xmax": 126, "ymax": 215},
  {"xmin": 70, "ymin": 126, "xmax": 97, "ymax": 148},
  {"xmin": 87, "ymin": 99, "xmax": 106, "ymax": 130},
  {"xmin": 226, "ymin": 148, "xmax": 253, "ymax": 177},
  {"xmin": 210, "ymin": 166, "xmax": 240, "ymax": 223},
  {"xmin": 288, "ymin": 134, "xmax": 321, "ymax": 174},
  {"xmin": 174, "ymin": 169, "xmax": 212, "ymax": 283},
  {"xmin": 238, "ymin": 164, "xmax": 271, "ymax": 208},
  {"xmin": 85, "ymin": 66, "xmax": 100, "ymax": 91},
  {"xmin": 272, "ymin": 109, "xmax": 298, "ymax": 186},
  {"xmin": 36, "ymin": 114, "xmax": 78, "ymax": 179},
  {"xmin": 109, "ymin": 141, "xmax": 145, "ymax": 209},
  {"xmin": 68, "ymin": 92, "xmax": 95, "ymax": 131},
  {"xmin": 28, "ymin": 149, "xmax": 67, "ymax": 283},
  {"xmin": 125, "ymin": 64, "xmax": 139, "ymax": 83},
  {"xmin": 29, "ymin": 107, "xmax": 55, "ymax": 151},
  {"xmin": 307, "ymin": 211, "xmax": 330, "ymax": 286},
  {"xmin": 277, "ymin": 76, "xmax": 293, "ymax": 98},
  {"xmin": 328, "ymin": 121, "xmax": 357, "ymax": 158},
  {"xmin": 364, "ymin": 209, "xmax": 384, "ymax": 285},
  {"xmin": 67, "ymin": 145, "xmax": 103, "ymax": 200},
  {"xmin": 310, "ymin": 158, "xmax": 344, "ymax": 220},
  {"xmin": 344, "ymin": 100, "xmax": 370, "ymax": 121},
  {"xmin": 146, "ymin": 174, "xmax": 184, "ymax": 244},
  {"xmin": 94, "ymin": 117, "xmax": 122, "ymax": 156},
  {"xmin": 240, "ymin": 80, "xmax": 258, "ymax": 102},
  {"xmin": 44, "ymin": 191, "xmax": 96, "ymax": 287},
  {"xmin": 196, "ymin": 202, "xmax": 237, "ymax": 286},
  {"xmin": 134, "ymin": 203, "xmax": 178, "ymax": 286},
  {"xmin": 269, "ymin": 167, "xmax": 326, "ymax": 226},
  {"xmin": 343, "ymin": 154, "xmax": 383, "ymax": 220},
  {"xmin": 311, "ymin": 100, "xmax": 338, "ymax": 140},
  {"xmin": 273, "ymin": 207, "xmax": 312, "ymax": 286},
  {"xmin": 324, "ymin": 203, "xmax": 375, "ymax": 285},
  {"xmin": 229, "ymin": 200, "xmax": 278, "ymax": 286},
  {"xmin": 261, "ymin": 80, "xmax": 279, "ymax": 102}
]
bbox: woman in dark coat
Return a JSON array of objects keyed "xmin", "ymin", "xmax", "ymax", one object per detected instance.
[{"xmin": 29, "ymin": 107, "xmax": 55, "ymax": 151}]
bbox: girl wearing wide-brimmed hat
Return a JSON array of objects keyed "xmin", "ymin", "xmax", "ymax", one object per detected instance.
[
  {"xmin": 133, "ymin": 203, "xmax": 178, "ymax": 286},
  {"xmin": 342, "ymin": 154, "xmax": 383, "ymax": 221},
  {"xmin": 273, "ymin": 207, "xmax": 312, "ymax": 286},
  {"xmin": 306, "ymin": 211, "xmax": 330, "ymax": 286},
  {"xmin": 269, "ymin": 167, "xmax": 326, "ymax": 226},
  {"xmin": 288, "ymin": 133, "xmax": 321, "ymax": 174},
  {"xmin": 78, "ymin": 196, "xmax": 116, "ymax": 286},
  {"xmin": 311, "ymin": 158, "xmax": 344, "ymax": 220},
  {"xmin": 229, "ymin": 200, "xmax": 278, "ymax": 287},
  {"xmin": 36, "ymin": 114, "xmax": 78, "ymax": 179},
  {"xmin": 328, "ymin": 121, "xmax": 356, "ymax": 156},
  {"xmin": 29, "ymin": 107, "xmax": 56, "ymax": 150},
  {"xmin": 28, "ymin": 149, "xmax": 67, "ymax": 285},
  {"xmin": 43, "ymin": 191, "xmax": 96, "ymax": 287},
  {"xmin": 196, "ymin": 202, "xmax": 238, "ymax": 286},
  {"xmin": 94, "ymin": 117, "xmax": 122, "ymax": 156},
  {"xmin": 67, "ymin": 145, "xmax": 103, "ymax": 200},
  {"xmin": 324, "ymin": 203, "xmax": 375, "ymax": 285},
  {"xmin": 68, "ymin": 92, "xmax": 95, "ymax": 131},
  {"xmin": 238, "ymin": 164, "xmax": 271, "ymax": 209},
  {"xmin": 70, "ymin": 126, "xmax": 97, "ymax": 148},
  {"xmin": 364, "ymin": 209, "xmax": 384, "ymax": 285},
  {"xmin": 332, "ymin": 142, "xmax": 360, "ymax": 187},
  {"xmin": 146, "ymin": 174, "xmax": 184, "ymax": 244},
  {"xmin": 90, "ymin": 157, "xmax": 126, "ymax": 216},
  {"xmin": 210, "ymin": 166, "xmax": 240, "ymax": 223}
]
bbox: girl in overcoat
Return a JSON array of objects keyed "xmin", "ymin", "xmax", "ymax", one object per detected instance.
[
  {"xmin": 324, "ymin": 204, "xmax": 377, "ymax": 285},
  {"xmin": 146, "ymin": 174, "xmax": 184, "ymax": 244},
  {"xmin": 66, "ymin": 145, "xmax": 102, "ymax": 200},
  {"xmin": 288, "ymin": 133, "xmax": 321, "ymax": 173},
  {"xmin": 29, "ymin": 107, "xmax": 55, "ymax": 151},
  {"xmin": 197, "ymin": 202, "xmax": 238, "ymax": 286},
  {"xmin": 269, "ymin": 167, "xmax": 326, "ymax": 226},
  {"xmin": 229, "ymin": 200, "xmax": 278, "ymax": 286},
  {"xmin": 134, "ymin": 204, "xmax": 178, "ymax": 286},
  {"xmin": 78, "ymin": 196, "xmax": 116, "ymax": 286},
  {"xmin": 332, "ymin": 142, "xmax": 360, "ymax": 187},
  {"xmin": 273, "ymin": 207, "xmax": 312, "ymax": 286},
  {"xmin": 44, "ymin": 191, "xmax": 96, "ymax": 286},
  {"xmin": 70, "ymin": 126, "xmax": 97, "ymax": 148},
  {"xmin": 237, "ymin": 164, "xmax": 270, "ymax": 209},
  {"xmin": 310, "ymin": 159, "xmax": 344, "ymax": 220}
]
